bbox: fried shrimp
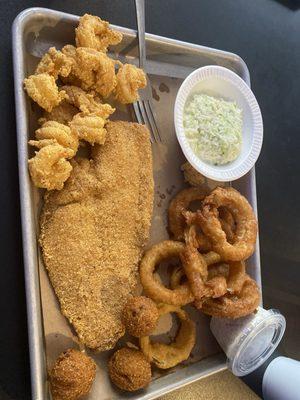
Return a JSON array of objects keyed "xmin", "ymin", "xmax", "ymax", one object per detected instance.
[
  {"xmin": 69, "ymin": 113, "xmax": 107, "ymax": 145},
  {"xmin": 108, "ymin": 348, "xmax": 151, "ymax": 391},
  {"xmin": 114, "ymin": 64, "xmax": 147, "ymax": 104},
  {"xmin": 75, "ymin": 14, "xmax": 123, "ymax": 52},
  {"xmin": 63, "ymin": 46, "xmax": 119, "ymax": 97},
  {"xmin": 191, "ymin": 187, "xmax": 258, "ymax": 261},
  {"xmin": 35, "ymin": 121, "xmax": 79, "ymax": 154},
  {"xmin": 28, "ymin": 143, "xmax": 73, "ymax": 190},
  {"xmin": 75, "ymin": 47, "xmax": 118, "ymax": 97},
  {"xmin": 40, "ymin": 100, "xmax": 78, "ymax": 125},
  {"xmin": 62, "ymin": 85, "xmax": 115, "ymax": 117},
  {"xmin": 139, "ymin": 304, "xmax": 196, "ymax": 369},
  {"xmin": 35, "ymin": 47, "xmax": 73, "ymax": 78},
  {"xmin": 93, "ymin": 52, "xmax": 118, "ymax": 98},
  {"xmin": 122, "ymin": 296, "xmax": 159, "ymax": 337},
  {"xmin": 24, "ymin": 73, "xmax": 66, "ymax": 112},
  {"xmin": 49, "ymin": 349, "xmax": 96, "ymax": 400}
]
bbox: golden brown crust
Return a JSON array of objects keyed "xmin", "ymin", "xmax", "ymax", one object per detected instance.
[
  {"xmin": 69, "ymin": 113, "xmax": 107, "ymax": 146},
  {"xmin": 35, "ymin": 47, "xmax": 73, "ymax": 78},
  {"xmin": 139, "ymin": 304, "xmax": 196, "ymax": 369},
  {"xmin": 39, "ymin": 121, "xmax": 154, "ymax": 351},
  {"xmin": 75, "ymin": 14, "xmax": 123, "ymax": 52},
  {"xmin": 28, "ymin": 143, "xmax": 73, "ymax": 190},
  {"xmin": 49, "ymin": 349, "xmax": 96, "ymax": 400},
  {"xmin": 194, "ymin": 187, "xmax": 258, "ymax": 261},
  {"xmin": 139, "ymin": 240, "xmax": 194, "ymax": 306},
  {"xmin": 62, "ymin": 85, "xmax": 115, "ymax": 117},
  {"xmin": 39, "ymin": 100, "xmax": 78, "ymax": 125},
  {"xmin": 114, "ymin": 64, "xmax": 147, "ymax": 104},
  {"xmin": 108, "ymin": 348, "xmax": 151, "ymax": 391},
  {"xmin": 23, "ymin": 73, "xmax": 66, "ymax": 112},
  {"xmin": 122, "ymin": 296, "xmax": 159, "ymax": 337},
  {"xmin": 181, "ymin": 162, "xmax": 205, "ymax": 187},
  {"xmin": 35, "ymin": 121, "xmax": 79, "ymax": 153},
  {"xmin": 61, "ymin": 46, "xmax": 119, "ymax": 97},
  {"xmin": 180, "ymin": 227, "xmax": 227, "ymax": 309},
  {"xmin": 201, "ymin": 276, "xmax": 260, "ymax": 319}
]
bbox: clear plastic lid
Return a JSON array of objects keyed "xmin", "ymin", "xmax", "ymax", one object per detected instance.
[{"xmin": 210, "ymin": 308, "xmax": 286, "ymax": 377}]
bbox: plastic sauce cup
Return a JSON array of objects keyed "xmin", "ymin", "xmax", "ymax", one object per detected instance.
[{"xmin": 210, "ymin": 307, "xmax": 286, "ymax": 376}]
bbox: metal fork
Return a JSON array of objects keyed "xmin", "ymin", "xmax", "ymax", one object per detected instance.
[{"xmin": 133, "ymin": 0, "xmax": 162, "ymax": 142}]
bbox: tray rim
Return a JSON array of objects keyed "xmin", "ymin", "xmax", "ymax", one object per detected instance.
[{"xmin": 12, "ymin": 7, "xmax": 259, "ymax": 400}]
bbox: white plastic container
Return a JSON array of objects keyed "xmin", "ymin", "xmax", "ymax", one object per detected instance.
[
  {"xmin": 174, "ymin": 65, "xmax": 263, "ymax": 182},
  {"xmin": 210, "ymin": 307, "xmax": 286, "ymax": 376}
]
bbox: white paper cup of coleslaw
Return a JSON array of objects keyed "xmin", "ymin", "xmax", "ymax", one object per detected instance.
[{"xmin": 174, "ymin": 66, "xmax": 263, "ymax": 182}]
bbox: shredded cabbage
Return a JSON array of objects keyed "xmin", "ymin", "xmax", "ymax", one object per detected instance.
[{"xmin": 183, "ymin": 94, "xmax": 242, "ymax": 165}]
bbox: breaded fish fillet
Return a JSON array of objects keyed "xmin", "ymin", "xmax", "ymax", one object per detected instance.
[{"xmin": 40, "ymin": 121, "xmax": 153, "ymax": 351}]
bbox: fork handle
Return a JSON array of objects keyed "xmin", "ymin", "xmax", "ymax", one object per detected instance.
[{"xmin": 134, "ymin": 0, "xmax": 146, "ymax": 69}]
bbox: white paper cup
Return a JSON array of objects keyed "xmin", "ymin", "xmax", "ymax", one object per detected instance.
[{"xmin": 174, "ymin": 65, "xmax": 263, "ymax": 182}]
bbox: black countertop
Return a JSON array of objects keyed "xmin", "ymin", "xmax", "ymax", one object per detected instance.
[{"xmin": 1, "ymin": 1, "xmax": 299, "ymax": 399}]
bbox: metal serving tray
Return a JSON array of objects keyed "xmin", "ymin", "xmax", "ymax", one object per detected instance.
[{"xmin": 12, "ymin": 7, "xmax": 261, "ymax": 400}]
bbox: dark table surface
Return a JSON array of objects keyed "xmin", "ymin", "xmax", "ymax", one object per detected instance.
[{"xmin": 1, "ymin": 0, "xmax": 300, "ymax": 399}]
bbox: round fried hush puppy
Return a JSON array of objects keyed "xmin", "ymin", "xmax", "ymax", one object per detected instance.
[
  {"xmin": 108, "ymin": 348, "xmax": 151, "ymax": 391},
  {"xmin": 122, "ymin": 296, "xmax": 159, "ymax": 337},
  {"xmin": 181, "ymin": 162, "xmax": 205, "ymax": 187},
  {"xmin": 49, "ymin": 348, "xmax": 96, "ymax": 400}
]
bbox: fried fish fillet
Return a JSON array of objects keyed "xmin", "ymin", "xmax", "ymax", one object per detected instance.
[{"xmin": 40, "ymin": 121, "xmax": 153, "ymax": 351}]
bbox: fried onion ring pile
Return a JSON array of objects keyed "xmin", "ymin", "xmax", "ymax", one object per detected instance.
[
  {"xmin": 139, "ymin": 236, "xmax": 223, "ymax": 307},
  {"xmin": 140, "ymin": 185, "xmax": 260, "ymax": 322},
  {"xmin": 139, "ymin": 304, "xmax": 196, "ymax": 369}
]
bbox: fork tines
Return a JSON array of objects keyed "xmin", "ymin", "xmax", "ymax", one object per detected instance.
[{"xmin": 133, "ymin": 97, "xmax": 162, "ymax": 143}]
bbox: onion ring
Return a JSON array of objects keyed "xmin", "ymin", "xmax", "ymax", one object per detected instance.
[
  {"xmin": 168, "ymin": 187, "xmax": 210, "ymax": 249},
  {"xmin": 218, "ymin": 207, "xmax": 236, "ymax": 244},
  {"xmin": 171, "ymin": 258, "xmax": 248, "ymax": 309},
  {"xmin": 226, "ymin": 261, "xmax": 247, "ymax": 294},
  {"xmin": 170, "ymin": 266, "xmax": 186, "ymax": 290},
  {"xmin": 207, "ymin": 263, "xmax": 229, "ymax": 280},
  {"xmin": 187, "ymin": 187, "xmax": 257, "ymax": 261},
  {"xmin": 200, "ymin": 276, "xmax": 260, "ymax": 319},
  {"xmin": 170, "ymin": 250, "xmax": 222, "ymax": 294},
  {"xmin": 139, "ymin": 241, "xmax": 194, "ymax": 306},
  {"xmin": 180, "ymin": 227, "xmax": 227, "ymax": 308},
  {"xmin": 169, "ymin": 188, "xmax": 237, "ymax": 252},
  {"xmin": 172, "ymin": 261, "xmax": 247, "ymax": 292},
  {"xmin": 139, "ymin": 304, "xmax": 196, "ymax": 369},
  {"xmin": 170, "ymin": 254, "xmax": 223, "ymax": 290}
]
